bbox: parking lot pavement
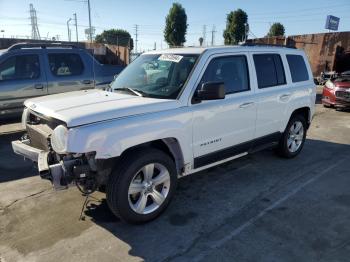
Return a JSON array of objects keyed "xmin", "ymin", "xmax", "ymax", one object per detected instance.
[{"xmin": 0, "ymin": 104, "xmax": 349, "ymax": 262}]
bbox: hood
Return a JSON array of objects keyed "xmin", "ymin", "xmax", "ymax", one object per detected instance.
[{"xmin": 25, "ymin": 89, "xmax": 181, "ymax": 127}]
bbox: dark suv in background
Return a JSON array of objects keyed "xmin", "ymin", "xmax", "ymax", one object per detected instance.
[{"xmin": 0, "ymin": 43, "xmax": 124, "ymax": 119}]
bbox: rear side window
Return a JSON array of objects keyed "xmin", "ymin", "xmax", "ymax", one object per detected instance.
[
  {"xmin": 253, "ymin": 54, "xmax": 286, "ymax": 88},
  {"xmin": 48, "ymin": 53, "xmax": 84, "ymax": 76},
  {"xmin": 286, "ymin": 55, "xmax": 309, "ymax": 82},
  {"xmin": 0, "ymin": 55, "xmax": 40, "ymax": 81}
]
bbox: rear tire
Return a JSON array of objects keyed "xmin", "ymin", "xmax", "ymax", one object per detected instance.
[
  {"xmin": 276, "ymin": 115, "xmax": 307, "ymax": 158},
  {"xmin": 106, "ymin": 148, "xmax": 177, "ymax": 224}
]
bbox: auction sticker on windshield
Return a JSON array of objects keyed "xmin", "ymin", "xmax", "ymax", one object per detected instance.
[{"xmin": 158, "ymin": 54, "xmax": 183, "ymax": 63}]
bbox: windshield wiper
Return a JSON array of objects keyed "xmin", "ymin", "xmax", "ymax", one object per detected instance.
[{"xmin": 114, "ymin": 87, "xmax": 143, "ymax": 97}]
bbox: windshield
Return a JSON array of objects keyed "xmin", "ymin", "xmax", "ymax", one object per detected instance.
[{"xmin": 111, "ymin": 53, "xmax": 199, "ymax": 99}]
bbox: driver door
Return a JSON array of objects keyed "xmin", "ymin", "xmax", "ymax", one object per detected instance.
[{"xmin": 191, "ymin": 53, "xmax": 257, "ymax": 168}]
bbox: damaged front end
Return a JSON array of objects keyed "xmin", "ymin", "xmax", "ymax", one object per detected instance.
[{"xmin": 12, "ymin": 108, "xmax": 108, "ymax": 194}]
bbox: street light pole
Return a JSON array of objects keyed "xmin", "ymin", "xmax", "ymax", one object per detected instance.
[{"xmin": 67, "ymin": 18, "xmax": 72, "ymax": 42}]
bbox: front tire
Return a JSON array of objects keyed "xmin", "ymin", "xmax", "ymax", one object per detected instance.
[
  {"xmin": 106, "ymin": 148, "xmax": 177, "ymax": 224},
  {"xmin": 276, "ymin": 115, "xmax": 307, "ymax": 158}
]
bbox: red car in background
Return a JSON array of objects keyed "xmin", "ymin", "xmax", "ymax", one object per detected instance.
[{"xmin": 322, "ymin": 71, "xmax": 350, "ymax": 109}]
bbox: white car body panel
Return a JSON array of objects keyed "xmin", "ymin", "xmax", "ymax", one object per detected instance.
[
  {"xmin": 24, "ymin": 89, "xmax": 180, "ymax": 127},
  {"xmin": 21, "ymin": 45, "xmax": 316, "ymax": 174}
]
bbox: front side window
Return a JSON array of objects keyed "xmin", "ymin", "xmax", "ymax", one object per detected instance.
[
  {"xmin": 48, "ymin": 53, "xmax": 84, "ymax": 76},
  {"xmin": 0, "ymin": 55, "xmax": 40, "ymax": 81},
  {"xmin": 199, "ymin": 55, "xmax": 250, "ymax": 94},
  {"xmin": 286, "ymin": 55, "xmax": 309, "ymax": 82},
  {"xmin": 111, "ymin": 54, "xmax": 198, "ymax": 99},
  {"xmin": 253, "ymin": 54, "xmax": 286, "ymax": 88}
]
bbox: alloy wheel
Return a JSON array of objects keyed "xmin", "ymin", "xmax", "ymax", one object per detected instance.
[
  {"xmin": 287, "ymin": 120, "xmax": 304, "ymax": 153},
  {"xmin": 128, "ymin": 163, "xmax": 171, "ymax": 214}
]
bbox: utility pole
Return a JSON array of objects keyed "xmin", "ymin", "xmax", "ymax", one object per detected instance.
[
  {"xmin": 67, "ymin": 18, "xmax": 72, "ymax": 42},
  {"xmin": 134, "ymin": 24, "xmax": 139, "ymax": 53},
  {"xmin": 29, "ymin": 4, "xmax": 40, "ymax": 40},
  {"xmin": 202, "ymin": 25, "xmax": 207, "ymax": 46},
  {"xmin": 244, "ymin": 23, "xmax": 249, "ymax": 42},
  {"xmin": 87, "ymin": 0, "xmax": 92, "ymax": 42},
  {"xmin": 73, "ymin": 13, "xmax": 78, "ymax": 42},
  {"xmin": 210, "ymin": 25, "xmax": 216, "ymax": 46}
]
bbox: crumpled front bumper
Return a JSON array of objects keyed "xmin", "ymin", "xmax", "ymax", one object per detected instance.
[
  {"xmin": 12, "ymin": 139, "xmax": 49, "ymax": 173},
  {"xmin": 12, "ymin": 140, "xmax": 70, "ymax": 190}
]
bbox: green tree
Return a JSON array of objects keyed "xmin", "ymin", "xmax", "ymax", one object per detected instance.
[
  {"xmin": 223, "ymin": 9, "xmax": 248, "ymax": 45},
  {"xmin": 267, "ymin": 22, "xmax": 285, "ymax": 37},
  {"xmin": 164, "ymin": 3, "xmax": 188, "ymax": 47},
  {"xmin": 95, "ymin": 29, "xmax": 133, "ymax": 50}
]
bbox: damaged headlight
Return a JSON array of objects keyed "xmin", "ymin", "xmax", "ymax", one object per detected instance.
[
  {"xmin": 51, "ymin": 125, "xmax": 68, "ymax": 153},
  {"xmin": 21, "ymin": 108, "xmax": 29, "ymax": 129}
]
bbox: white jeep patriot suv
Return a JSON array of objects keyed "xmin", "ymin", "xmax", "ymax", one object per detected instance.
[{"xmin": 12, "ymin": 45, "xmax": 316, "ymax": 223}]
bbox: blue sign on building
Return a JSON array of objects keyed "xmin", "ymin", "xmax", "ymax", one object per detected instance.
[{"xmin": 325, "ymin": 15, "xmax": 340, "ymax": 31}]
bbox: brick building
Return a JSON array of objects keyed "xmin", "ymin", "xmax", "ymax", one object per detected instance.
[{"xmin": 247, "ymin": 31, "xmax": 350, "ymax": 77}]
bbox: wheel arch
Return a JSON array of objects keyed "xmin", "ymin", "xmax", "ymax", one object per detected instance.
[
  {"xmin": 118, "ymin": 138, "xmax": 185, "ymax": 176},
  {"xmin": 288, "ymin": 107, "xmax": 311, "ymax": 130}
]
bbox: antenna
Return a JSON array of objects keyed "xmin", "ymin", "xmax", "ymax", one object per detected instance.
[{"xmin": 29, "ymin": 3, "xmax": 40, "ymax": 40}]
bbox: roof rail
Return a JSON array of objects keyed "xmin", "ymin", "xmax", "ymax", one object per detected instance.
[
  {"xmin": 8, "ymin": 42, "xmax": 78, "ymax": 51},
  {"xmin": 240, "ymin": 42, "xmax": 296, "ymax": 49}
]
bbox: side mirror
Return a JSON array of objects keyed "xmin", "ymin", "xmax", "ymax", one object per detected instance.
[{"xmin": 196, "ymin": 81, "xmax": 225, "ymax": 101}]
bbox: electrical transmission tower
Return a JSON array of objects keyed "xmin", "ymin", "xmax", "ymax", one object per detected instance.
[
  {"xmin": 134, "ymin": 24, "xmax": 139, "ymax": 53},
  {"xmin": 29, "ymin": 3, "xmax": 40, "ymax": 40}
]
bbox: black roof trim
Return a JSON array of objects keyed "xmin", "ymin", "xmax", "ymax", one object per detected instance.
[{"xmin": 240, "ymin": 43, "xmax": 296, "ymax": 49}]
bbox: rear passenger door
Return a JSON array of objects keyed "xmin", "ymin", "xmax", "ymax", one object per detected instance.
[
  {"xmin": 0, "ymin": 53, "xmax": 48, "ymax": 115},
  {"xmin": 45, "ymin": 51, "xmax": 94, "ymax": 94},
  {"xmin": 250, "ymin": 52, "xmax": 290, "ymax": 139}
]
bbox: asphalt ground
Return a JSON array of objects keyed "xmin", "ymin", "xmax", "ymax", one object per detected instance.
[{"xmin": 0, "ymin": 100, "xmax": 349, "ymax": 261}]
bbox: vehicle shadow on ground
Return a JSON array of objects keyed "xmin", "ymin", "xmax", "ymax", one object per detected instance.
[
  {"xmin": 0, "ymin": 116, "xmax": 21, "ymax": 125},
  {"xmin": 0, "ymin": 132, "xmax": 35, "ymax": 183},
  {"xmin": 83, "ymin": 139, "xmax": 350, "ymax": 262}
]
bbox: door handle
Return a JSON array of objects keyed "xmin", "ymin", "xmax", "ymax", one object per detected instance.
[
  {"xmin": 34, "ymin": 83, "xmax": 44, "ymax": 89},
  {"xmin": 239, "ymin": 102, "xmax": 254, "ymax": 109},
  {"xmin": 280, "ymin": 93, "xmax": 291, "ymax": 100},
  {"xmin": 82, "ymin": 79, "xmax": 92, "ymax": 85}
]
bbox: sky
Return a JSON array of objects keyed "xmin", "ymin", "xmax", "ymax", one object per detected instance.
[{"xmin": 0, "ymin": 0, "xmax": 350, "ymax": 52}]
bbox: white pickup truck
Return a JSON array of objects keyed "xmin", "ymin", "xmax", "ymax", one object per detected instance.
[{"xmin": 12, "ymin": 45, "xmax": 316, "ymax": 223}]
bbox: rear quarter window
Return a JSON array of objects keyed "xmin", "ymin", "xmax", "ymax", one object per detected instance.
[
  {"xmin": 286, "ymin": 55, "xmax": 309, "ymax": 82},
  {"xmin": 48, "ymin": 53, "xmax": 84, "ymax": 77}
]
